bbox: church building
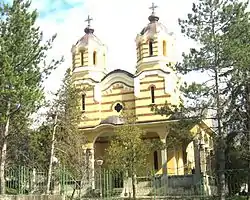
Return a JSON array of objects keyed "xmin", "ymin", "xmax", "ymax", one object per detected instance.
[{"xmin": 70, "ymin": 3, "xmax": 214, "ymax": 193}]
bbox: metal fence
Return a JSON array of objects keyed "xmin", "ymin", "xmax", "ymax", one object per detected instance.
[
  {"xmin": 5, "ymin": 166, "xmax": 47, "ymax": 194},
  {"xmin": 4, "ymin": 166, "xmax": 250, "ymax": 199}
]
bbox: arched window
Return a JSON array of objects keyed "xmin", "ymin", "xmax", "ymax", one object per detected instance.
[
  {"xmin": 138, "ymin": 44, "xmax": 142, "ymax": 60},
  {"xmin": 114, "ymin": 103, "xmax": 123, "ymax": 113},
  {"xmin": 154, "ymin": 151, "xmax": 158, "ymax": 170},
  {"xmin": 150, "ymin": 86, "xmax": 155, "ymax": 104},
  {"xmin": 163, "ymin": 40, "xmax": 167, "ymax": 56},
  {"xmin": 93, "ymin": 51, "xmax": 97, "ymax": 65},
  {"xmin": 72, "ymin": 53, "xmax": 75, "ymax": 69},
  {"xmin": 80, "ymin": 51, "xmax": 84, "ymax": 66},
  {"xmin": 149, "ymin": 40, "xmax": 153, "ymax": 56},
  {"xmin": 82, "ymin": 94, "xmax": 86, "ymax": 111}
]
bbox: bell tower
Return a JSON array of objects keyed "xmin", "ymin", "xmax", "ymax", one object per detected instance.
[
  {"xmin": 135, "ymin": 3, "xmax": 176, "ymax": 74},
  {"xmin": 133, "ymin": 3, "xmax": 181, "ymax": 118},
  {"xmin": 71, "ymin": 15, "xmax": 107, "ymax": 82}
]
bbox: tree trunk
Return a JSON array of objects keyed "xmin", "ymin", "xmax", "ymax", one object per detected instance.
[
  {"xmin": 131, "ymin": 174, "xmax": 136, "ymax": 200},
  {"xmin": 246, "ymin": 84, "xmax": 250, "ymax": 199},
  {"xmin": 46, "ymin": 114, "xmax": 58, "ymax": 194},
  {"xmin": 217, "ymin": 142, "xmax": 226, "ymax": 200},
  {"xmin": 0, "ymin": 102, "xmax": 11, "ymax": 195},
  {"xmin": 215, "ymin": 68, "xmax": 226, "ymax": 200},
  {"xmin": 210, "ymin": 2, "xmax": 226, "ymax": 197}
]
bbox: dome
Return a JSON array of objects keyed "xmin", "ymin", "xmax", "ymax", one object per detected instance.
[
  {"xmin": 72, "ymin": 15, "xmax": 104, "ymax": 51},
  {"xmin": 100, "ymin": 115, "xmax": 125, "ymax": 125},
  {"xmin": 140, "ymin": 20, "xmax": 169, "ymax": 38},
  {"xmin": 136, "ymin": 3, "xmax": 173, "ymax": 43},
  {"xmin": 75, "ymin": 33, "xmax": 103, "ymax": 47}
]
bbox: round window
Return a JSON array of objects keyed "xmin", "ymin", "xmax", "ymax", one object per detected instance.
[{"xmin": 114, "ymin": 103, "xmax": 123, "ymax": 113}]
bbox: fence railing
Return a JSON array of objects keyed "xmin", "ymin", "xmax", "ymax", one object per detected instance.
[{"xmin": 4, "ymin": 166, "xmax": 250, "ymax": 199}]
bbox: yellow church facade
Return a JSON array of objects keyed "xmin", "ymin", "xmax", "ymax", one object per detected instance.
[{"xmin": 70, "ymin": 4, "xmax": 214, "ymax": 186}]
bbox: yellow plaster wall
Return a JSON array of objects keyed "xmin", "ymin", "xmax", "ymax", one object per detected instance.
[
  {"xmin": 146, "ymin": 152, "xmax": 155, "ymax": 172},
  {"xmin": 73, "ymin": 49, "xmax": 89, "ymax": 68},
  {"xmin": 78, "ymin": 87, "xmax": 101, "ymax": 127},
  {"xmin": 71, "ymin": 41, "xmax": 107, "ymax": 80},
  {"xmin": 100, "ymin": 85, "xmax": 135, "ymax": 119},
  {"xmin": 79, "ymin": 82, "xmax": 136, "ymax": 127},
  {"xmin": 176, "ymin": 148, "xmax": 184, "ymax": 175},
  {"xmin": 73, "ymin": 46, "xmax": 106, "ymax": 69},
  {"xmin": 135, "ymin": 75, "xmax": 171, "ymax": 122},
  {"xmin": 136, "ymin": 33, "xmax": 175, "ymax": 73},
  {"xmin": 77, "ymin": 72, "xmax": 177, "ymax": 126},
  {"xmin": 167, "ymin": 149, "xmax": 176, "ymax": 175},
  {"xmin": 72, "ymin": 71, "xmax": 89, "ymax": 81}
]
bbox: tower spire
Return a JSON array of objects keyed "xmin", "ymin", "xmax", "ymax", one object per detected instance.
[
  {"xmin": 84, "ymin": 15, "xmax": 94, "ymax": 34},
  {"xmin": 148, "ymin": 2, "xmax": 159, "ymax": 23}
]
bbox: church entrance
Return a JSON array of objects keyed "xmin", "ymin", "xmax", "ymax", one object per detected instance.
[
  {"xmin": 94, "ymin": 132, "xmax": 111, "ymax": 167},
  {"xmin": 93, "ymin": 132, "xmax": 124, "ymax": 197}
]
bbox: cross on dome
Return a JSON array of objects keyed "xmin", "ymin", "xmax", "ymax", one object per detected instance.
[
  {"xmin": 148, "ymin": 2, "xmax": 159, "ymax": 22},
  {"xmin": 85, "ymin": 15, "xmax": 93, "ymax": 27},
  {"xmin": 84, "ymin": 15, "xmax": 94, "ymax": 34},
  {"xmin": 149, "ymin": 2, "xmax": 158, "ymax": 15}
]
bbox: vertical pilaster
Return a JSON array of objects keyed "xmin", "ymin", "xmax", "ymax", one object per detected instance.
[
  {"xmin": 161, "ymin": 149, "xmax": 167, "ymax": 174},
  {"xmin": 200, "ymin": 146, "xmax": 206, "ymax": 173},
  {"xmin": 88, "ymin": 148, "xmax": 95, "ymax": 189},
  {"xmin": 173, "ymin": 147, "xmax": 178, "ymax": 175},
  {"xmin": 177, "ymin": 147, "xmax": 184, "ymax": 175},
  {"xmin": 160, "ymin": 138, "xmax": 168, "ymax": 195},
  {"xmin": 158, "ymin": 129, "xmax": 168, "ymax": 175}
]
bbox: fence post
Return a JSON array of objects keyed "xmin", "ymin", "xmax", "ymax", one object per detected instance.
[
  {"xmin": 18, "ymin": 166, "xmax": 21, "ymax": 194},
  {"xmin": 152, "ymin": 169, "xmax": 156, "ymax": 200}
]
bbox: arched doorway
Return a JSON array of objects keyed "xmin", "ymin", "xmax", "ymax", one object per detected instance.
[
  {"xmin": 94, "ymin": 132, "xmax": 112, "ymax": 166},
  {"xmin": 93, "ymin": 131, "xmax": 124, "ymax": 197}
]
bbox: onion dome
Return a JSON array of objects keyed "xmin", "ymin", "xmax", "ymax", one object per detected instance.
[
  {"xmin": 72, "ymin": 15, "xmax": 104, "ymax": 52},
  {"xmin": 137, "ymin": 3, "xmax": 172, "ymax": 42}
]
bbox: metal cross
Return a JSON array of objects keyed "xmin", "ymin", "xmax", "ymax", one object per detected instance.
[
  {"xmin": 149, "ymin": 2, "xmax": 158, "ymax": 14},
  {"xmin": 85, "ymin": 15, "xmax": 93, "ymax": 27}
]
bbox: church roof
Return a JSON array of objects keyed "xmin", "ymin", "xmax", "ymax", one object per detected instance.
[
  {"xmin": 100, "ymin": 115, "xmax": 125, "ymax": 125},
  {"xmin": 140, "ymin": 21, "xmax": 169, "ymax": 36},
  {"xmin": 75, "ymin": 33, "xmax": 103, "ymax": 46},
  {"xmin": 101, "ymin": 69, "xmax": 134, "ymax": 81}
]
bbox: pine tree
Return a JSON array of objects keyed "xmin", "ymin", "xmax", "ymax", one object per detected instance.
[
  {"xmin": 220, "ymin": 2, "xmax": 250, "ymax": 195},
  {"xmin": 0, "ymin": 0, "xmax": 61, "ymax": 194},
  {"xmin": 174, "ymin": 0, "xmax": 249, "ymax": 199},
  {"xmin": 153, "ymin": 1, "xmax": 250, "ymax": 197}
]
